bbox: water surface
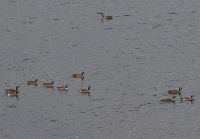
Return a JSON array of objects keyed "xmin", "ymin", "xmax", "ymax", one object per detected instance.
[{"xmin": 1, "ymin": 0, "xmax": 200, "ymax": 138}]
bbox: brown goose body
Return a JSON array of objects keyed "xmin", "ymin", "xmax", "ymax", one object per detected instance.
[
  {"xmin": 168, "ymin": 87, "xmax": 182, "ymax": 94},
  {"xmin": 79, "ymin": 86, "xmax": 91, "ymax": 94},
  {"xmin": 5, "ymin": 86, "xmax": 19, "ymax": 93},
  {"xmin": 43, "ymin": 81, "xmax": 54, "ymax": 87},
  {"xmin": 161, "ymin": 96, "xmax": 176, "ymax": 102},
  {"xmin": 73, "ymin": 72, "xmax": 85, "ymax": 78},
  {"xmin": 27, "ymin": 79, "xmax": 38, "ymax": 85},
  {"xmin": 99, "ymin": 13, "xmax": 112, "ymax": 19},
  {"xmin": 181, "ymin": 95, "xmax": 195, "ymax": 101},
  {"xmin": 57, "ymin": 85, "xmax": 68, "ymax": 91},
  {"xmin": 7, "ymin": 92, "xmax": 19, "ymax": 97}
]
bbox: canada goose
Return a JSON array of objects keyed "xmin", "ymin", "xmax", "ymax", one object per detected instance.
[
  {"xmin": 161, "ymin": 96, "xmax": 176, "ymax": 102},
  {"xmin": 73, "ymin": 72, "xmax": 85, "ymax": 78},
  {"xmin": 79, "ymin": 86, "xmax": 91, "ymax": 94},
  {"xmin": 57, "ymin": 85, "xmax": 68, "ymax": 91},
  {"xmin": 27, "ymin": 79, "xmax": 38, "ymax": 85},
  {"xmin": 168, "ymin": 87, "xmax": 182, "ymax": 94},
  {"xmin": 43, "ymin": 81, "xmax": 54, "ymax": 87},
  {"xmin": 181, "ymin": 95, "xmax": 195, "ymax": 101},
  {"xmin": 98, "ymin": 13, "xmax": 113, "ymax": 19},
  {"xmin": 6, "ymin": 91, "xmax": 19, "ymax": 97},
  {"xmin": 5, "ymin": 86, "xmax": 19, "ymax": 93}
]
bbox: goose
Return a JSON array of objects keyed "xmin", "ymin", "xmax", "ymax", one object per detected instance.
[
  {"xmin": 57, "ymin": 85, "xmax": 68, "ymax": 91},
  {"xmin": 79, "ymin": 86, "xmax": 91, "ymax": 94},
  {"xmin": 43, "ymin": 81, "xmax": 54, "ymax": 87},
  {"xmin": 168, "ymin": 87, "xmax": 182, "ymax": 94},
  {"xmin": 73, "ymin": 72, "xmax": 85, "ymax": 78},
  {"xmin": 5, "ymin": 86, "xmax": 19, "ymax": 93},
  {"xmin": 161, "ymin": 96, "xmax": 176, "ymax": 102},
  {"xmin": 181, "ymin": 95, "xmax": 195, "ymax": 101},
  {"xmin": 27, "ymin": 79, "xmax": 38, "ymax": 85},
  {"xmin": 98, "ymin": 13, "xmax": 113, "ymax": 19}
]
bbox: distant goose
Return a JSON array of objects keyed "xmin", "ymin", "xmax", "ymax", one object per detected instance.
[
  {"xmin": 168, "ymin": 87, "xmax": 182, "ymax": 94},
  {"xmin": 73, "ymin": 72, "xmax": 85, "ymax": 78},
  {"xmin": 5, "ymin": 86, "xmax": 19, "ymax": 93},
  {"xmin": 181, "ymin": 95, "xmax": 195, "ymax": 101},
  {"xmin": 161, "ymin": 96, "xmax": 176, "ymax": 102},
  {"xmin": 79, "ymin": 86, "xmax": 91, "ymax": 94},
  {"xmin": 98, "ymin": 13, "xmax": 113, "ymax": 19},
  {"xmin": 27, "ymin": 79, "xmax": 38, "ymax": 85},
  {"xmin": 57, "ymin": 85, "xmax": 68, "ymax": 91},
  {"xmin": 43, "ymin": 81, "xmax": 54, "ymax": 87}
]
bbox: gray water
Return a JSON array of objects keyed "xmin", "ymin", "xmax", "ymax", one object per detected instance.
[{"xmin": 1, "ymin": 0, "xmax": 200, "ymax": 138}]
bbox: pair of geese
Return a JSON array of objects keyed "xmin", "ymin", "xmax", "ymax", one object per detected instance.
[
  {"xmin": 161, "ymin": 87, "xmax": 195, "ymax": 102},
  {"xmin": 5, "ymin": 72, "xmax": 91, "ymax": 97}
]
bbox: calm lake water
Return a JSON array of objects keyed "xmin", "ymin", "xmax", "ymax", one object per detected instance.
[{"xmin": 1, "ymin": 0, "xmax": 200, "ymax": 138}]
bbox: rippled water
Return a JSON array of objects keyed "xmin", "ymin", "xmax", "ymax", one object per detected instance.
[{"xmin": 1, "ymin": 0, "xmax": 200, "ymax": 138}]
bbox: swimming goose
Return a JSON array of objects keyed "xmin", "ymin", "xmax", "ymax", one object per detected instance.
[
  {"xmin": 79, "ymin": 86, "xmax": 91, "ymax": 94},
  {"xmin": 43, "ymin": 81, "xmax": 54, "ymax": 87},
  {"xmin": 161, "ymin": 96, "xmax": 176, "ymax": 102},
  {"xmin": 27, "ymin": 79, "xmax": 38, "ymax": 85},
  {"xmin": 5, "ymin": 86, "xmax": 19, "ymax": 93},
  {"xmin": 73, "ymin": 72, "xmax": 85, "ymax": 78},
  {"xmin": 181, "ymin": 95, "xmax": 195, "ymax": 101},
  {"xmin": 98, "ymin": 13, "xmax": 113, "ymax": 19},
  {"xmin": 57, "ymin": 85, "xmax": 68, "ymax": 91},
  {"xmin": 168, "ymin": 87, "xmax": 182, "ymax": 94}
]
